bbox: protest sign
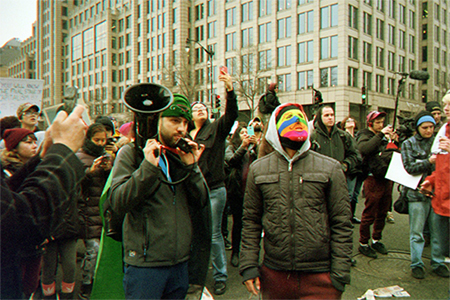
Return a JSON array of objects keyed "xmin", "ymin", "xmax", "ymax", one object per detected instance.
[{"xmin": 0, "ymin": 78, "xmax": 44, "ymax": 117}]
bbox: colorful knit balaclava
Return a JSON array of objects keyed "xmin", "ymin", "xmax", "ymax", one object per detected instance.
[{"xmin": 275, "ymin": 105, "xmax": 309, "ymax": 150}]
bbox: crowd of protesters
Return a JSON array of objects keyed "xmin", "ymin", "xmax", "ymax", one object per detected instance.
[{"xmin": 1, "ymin": 82, "xmax": 449, "ymax": 300}]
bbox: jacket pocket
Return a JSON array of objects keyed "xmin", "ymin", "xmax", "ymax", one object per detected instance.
[{"xmin": 255, "ymin": 174, "xmax": 280, "ymax": 201}]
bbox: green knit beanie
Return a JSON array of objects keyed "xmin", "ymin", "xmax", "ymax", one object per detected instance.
[{"xmin": 161, "ymin": 93, "xmax": 192, "ymax": 121}]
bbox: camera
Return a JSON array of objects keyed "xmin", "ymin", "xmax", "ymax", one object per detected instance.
[
  {"xmin": 175, "ymin": 137, "xmax": 193, "ymax": 153},
  {"xmin": 107, "ymin": 137, "xmax": 118, "ymax": 146}
]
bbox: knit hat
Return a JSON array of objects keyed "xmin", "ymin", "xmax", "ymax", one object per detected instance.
[
  {"xmin": 119, "ymin": 122, "xmax": 134, "ymax": 136},
  {"xmin": 275, "ymin": 104, "xmax": 309, "ymax": 150},
  {"xmin": 425, "ymin": 101, "xmax": 441, "ymax": 113},
  {"xmin": 415, "ymin": 111, "xmax": 436, "ymax": 128},
  {"xmin": 161, "ymin": 94, "xmax": 192, "ymax": 121},
  {"xmin": 366, "ymin": 111, "xmax": 387, "ymax": 125},
  {"xmin": 3, "ymin": 128, "xmax": 36, "ymax": 151},
  {"xmin": 16, "ymin": 103, "xmax": 39, "ymax": 119},
  {"xmin": 95, "ymin": 116, "xmax": 115, "ymax": 135}
]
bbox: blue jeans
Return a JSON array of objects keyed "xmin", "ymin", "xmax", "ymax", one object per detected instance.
[
  {"xmin": 210, "ymin": 187, "xmax": 228, "ymax": 282},
  {"xmin": 429, "ymin": 210, "xmax": 449, "ymax": 269},
  {"xmin": 408, "ymin": 201, "xmax": 431, "ymax": 268},
  {"xmin": 123, "ymin": 262, "xmax": 189, "ymax": 299}
]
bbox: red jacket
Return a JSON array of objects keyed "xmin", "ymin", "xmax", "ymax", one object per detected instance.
[{"xmin": 425, "ymin": 153, "xmax": 450, "ymax": 217}]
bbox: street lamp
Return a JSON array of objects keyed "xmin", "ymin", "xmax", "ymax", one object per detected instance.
[{"xmin": 185, "ymin": 38, "xmax": 217, "ymax": 117}]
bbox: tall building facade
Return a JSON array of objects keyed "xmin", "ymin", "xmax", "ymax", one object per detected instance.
[{"xmin": 5, "ymin": 0, "xmax": 449, "ymax": 123}]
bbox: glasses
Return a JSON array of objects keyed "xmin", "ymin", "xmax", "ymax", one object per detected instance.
[
  {"xmin": 23, "ymin": 111, "xmax": 39, "ymax": 116},
  {"xmin": 192, "ymin": 108, "xmax": 206, "ymax": 112}
]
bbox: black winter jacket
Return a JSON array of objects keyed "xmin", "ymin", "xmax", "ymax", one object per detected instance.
[{"xmin": 189, "ymin": 90, "xmax": 238, "ymax": 189}]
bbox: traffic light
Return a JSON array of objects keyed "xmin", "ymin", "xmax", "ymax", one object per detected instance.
[
  {"xmin": 215, "ymin": 94, "xmax": 221, "ymax": 108},
  {"xmin": 361, "ymin": 86, "xmax": 367, "ymax": 105},
  {"xmin": 313, "ymin": 89, "xmax": 323, "ymax": 104}
]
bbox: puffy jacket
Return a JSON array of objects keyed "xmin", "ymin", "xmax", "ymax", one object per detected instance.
[
  {"xmin": 401, "ymin": 134, "xmax": 434, "ymax": 202},
  {"xmin": 110, "ymin": 144, "xmax": 211, "ymax": 285},
  {"xmin": 239, "ymin": 103, "xmax": 352, "ymax": 292},
  {"xmin": 76, "ymin": 150, "xmax": 111, "ymax": 239}
]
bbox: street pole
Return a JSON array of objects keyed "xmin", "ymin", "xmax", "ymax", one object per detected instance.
[{"xmin": 186, "ymin": 38, "xmax": 216, "ymax": 117}]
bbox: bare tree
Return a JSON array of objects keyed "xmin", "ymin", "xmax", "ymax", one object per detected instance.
[{"xmin": 233, "ymin": 45, "xmax": 273, "ymax": 118}]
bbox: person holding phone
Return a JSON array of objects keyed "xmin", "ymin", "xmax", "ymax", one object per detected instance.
[
  {"xmin": 75, "ymin": 123, "xmax": 113, "ymax": 299},
  {"xmin": 189, "ymin": 67, "xmax": 238, "ymax": 295}
]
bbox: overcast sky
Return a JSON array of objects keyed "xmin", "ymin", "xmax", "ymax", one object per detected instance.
[{"xmin": 0, "ymin": 0, "xmax": 37, "ymax": 47}]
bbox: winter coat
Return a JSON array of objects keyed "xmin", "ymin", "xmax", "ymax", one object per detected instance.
[
  {"xmin": 110, "ymin": 143, "xmax": 211, "ymax": 285},
  {"xmin": 310, "ymin": 118, "xmax": 361, "ymax": 176},
  {"xmin": 1, "ymin": 145, "xmax": 84, "ymax": 299},
  {"xmin": 189, "ymin": 90, "xmax": 238, "ymax": 190},
  {"xmin": 401, "ymin": 134, "xmax": 434, "ymax": 202},
  {"xmin": 76, "ymin": 150, "xmax": 111, "ymax": 239},
  {"xmin": 239, "ymin": 103, "xmax": 352, "ymax": 292},
  {"xmin": 225, "ymin": 143, "xmax": 256, "ymax": 199}
]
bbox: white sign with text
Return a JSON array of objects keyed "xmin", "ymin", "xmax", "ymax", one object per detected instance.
[{"xmin": 0, "ymin": 78, "xmax": 44, "ymax": 117}]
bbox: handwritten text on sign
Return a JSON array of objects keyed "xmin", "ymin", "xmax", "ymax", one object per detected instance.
[{"xmin": 0, "ymin": 78, "xmax": 44, "ymax": 117}]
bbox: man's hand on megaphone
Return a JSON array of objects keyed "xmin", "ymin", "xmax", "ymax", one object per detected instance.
[{"xmin": 144, "ymin": 139, "xmax": 161, "ymax": 166}]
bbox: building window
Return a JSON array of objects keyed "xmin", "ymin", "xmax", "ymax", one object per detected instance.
[
  {"xmin": 298, "ymin": 11, "xmax": 314, "ymax": 34},
  {"xmin": 320, "ymin": 35, "xmax": 338, "ymax": 59},
  {"xmin": 348, "ymin": 36, "xmax": 358, "ymax": 60},
  {"xmin": 298, "ymin": 70, "xmax": 314, "ymax": 90},
  {"xmin": 388, "ymin": 51, "xmax": 395, "ymax": 71},
  {"xmin": 277, "ymin": 73, "xmax": 292, "ymax": 91},
  {"xmin": 376, "ymin": 74, "xmax": 384, "ymax": 93},
  {"xmin": 259, "ymin": 49, "xmax": 272, "ymax": 70},
  {"xmin": 226, "ymin": 57, "xmax": 237, "ymax": 75},
  {"xmin": 259, "ymin": 22, "xmax": 272, "ymax": 43},
  {"xmin": 435, "ymin": 25, "xmax": 440, "ymax": 42},
  {"xmin": 259, "ymin": 0, "xmax": 271, "ymax": 17},
  {"xmin": 435, "ymin": 47, "xmax": 440, "ymax": 64},
  {"xmin": 409, "ymin": 35, "xmax": 415, "ymax": 54},
  {"xmin": 72, "ymin": 34, "xmax": 82, "ymax": 61},
  {"xmin": 298, "ymin": 40, "xmax": 314, "ymax": 63},
  {"xmin": 363, "ymin": 71, "xmax": 372, "ymax": 90},
  {"xmin": 388, "ymin": 77, "xmax": 395, "ymax": 95},
  {"xmin": 196, "ymin": 3, "xmax": 204, "ymax": 20},
  {"xmin": 363, "ymin": 12, "xmax": 372, "ymax": 35},
  {"xmin": 321, "ymin": 4, "xmax": 338, "ymax": 29},
  {"xmin": 399, "ymin": 30, "xmax": 405, "ymax": 49},
  {"xmin": 376, "ymin": 18, "xmax": 384, "ymax": 40},
  {"xmin": 422, "ymin": 46, "xmax": 427, "ymax": 62},
  {"xmin": 399, "ymin": 55, "xmax": 405, "ymax": 72},
  {"xmin": 422, "ymin": 24, "xmax": 427, "ymax": 40},
  {"xmin": 278, "ymin": 0, "xmax": 291, "ymax": 11},
  {"xmin": 347, "ymin": 67, "xmax": 358, "ymax": 87},
  {"xmin": 242, "ymin": 27, "xmax": 254, "ymax": 47},
  {"xmin": 208, "ymin": 21, "xmax": 216, "ymax": 38},
  {"xmin": 376, "ymin": 0, "xmax": 383, "ymax": 12},
  {"xmin": 242, "ymin": 1, "xmax": 254, "ymax": 21},
  {"xmin": 226, "ymin": 32, "xmax": 236, "ymax": 51},
  {"xmin": 348, "ymin": 5, "xmax": 358, "ymax": 29},
  {"xmin": 83, "ymin": 28, "xmax": 94, "ymax": 57},
  {"xmin": 363, "ymin": 42, "xmax": 372, "ymax": 63},
  {"xmin": 241, "ymin": 53, "xmax": 254, "ymax": 74},
  {"xmin": 226, "ymin": 7, "xmax": 236, "ymax": 27},
  {"xmin": 388, "ymin": 0, "xmax": 395, "ymax": 18},
  {"xmin": 409, "ymin": 10, "xmax": 415, "ymax": 29},
  {"xmin": 399, "ymin": 4, "xmax": 405, "ymax": 24},
  {"xmin": 277, "ymin": 45, "xmax": 291, "ymax": 66},
  {"xmin": 388, "ymin": 24, "xmax": 395, "ymax": 45},
  {"xmin": 277, "ymin": 17, "xmax": 292, "ymax": 39}
]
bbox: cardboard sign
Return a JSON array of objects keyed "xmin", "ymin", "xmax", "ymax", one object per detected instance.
[{"xmin": 0, "ymin": 78, "xmax": 44, "ymax": 117}]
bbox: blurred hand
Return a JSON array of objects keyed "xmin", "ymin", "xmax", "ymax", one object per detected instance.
[
  {"xmin": 381, "ymin": 125, "xmax": 393, "ymax": 135},
  {"xmin": 105, "ymin": 144, "xmax": 118, "ymax": 153},
  {"xmin": 50, "ymin": 105, "xmax": 88, "ymax": 153},
  {"xmin": 248, "ymin": 135, "xmax": 258, "ymax": 145},
  {"xmin": 241, "ymin": 134, "xmax": 251, "ymax": 148},
  {"xmin": 419, "ymin": 180, "xmax": 433, "ymax": 197},
  {"xmin": 177, "ymin": 138, "xmax": 205, "ymax": 165},
  {"xmin": 244, "ymin": 278, "xmax": 260, "ymax": 296},
  {"xmin": 218, "ymin": 71, "xmax": 233, "ymax": 91},
  {"xmin": 429, "ymin": 154, "xmax": 437, "ymax": 164},
  {"xmin": 39, "ymin": 128, "xmax": 53, "ymax": 158},
  {"xmin": 438, "ymin": 136, "xmax": 450, "ymax": 152},
  {"xmin": 143, "ymin": 139, "xmax": 161, "ymax": 166}
]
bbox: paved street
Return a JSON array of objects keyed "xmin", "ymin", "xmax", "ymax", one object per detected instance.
[{"xmin": 68, "ymin": 184, "xmax": 449, "ymax": 299}]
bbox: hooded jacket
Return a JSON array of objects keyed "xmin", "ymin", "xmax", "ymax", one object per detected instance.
[
  {"xmin": 239, "ymin": 103, "xmax": 352, "ymax": 292},
  {"xmin": 310, "ymin": 108, "xmax": 361, "ymax": 176}
]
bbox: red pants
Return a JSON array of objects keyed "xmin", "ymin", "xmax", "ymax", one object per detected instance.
[
  {"xmin": 359, "ymin": 176, "xmax": 393, "ymax": 244},
  {"xmin": 260, "ymin": 265, "xmax": 342, "ymax": 300}
]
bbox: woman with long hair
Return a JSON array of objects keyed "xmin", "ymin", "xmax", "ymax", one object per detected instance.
[{"xmin": 225, "ymin": 124, "xmax": 258, "ymax": 267}]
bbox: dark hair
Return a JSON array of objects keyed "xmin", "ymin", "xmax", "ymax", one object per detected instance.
[
  {"xmin": 341, "ymin": 116, "xmax": 359, "ymax": 130},
  {"xmin": 230, "ymin": 124, "xmax": 247, "ymax": 148},
  {"xmin": 86, "ymin": 123, "xmax": 107, "ymax": 140},
  {"xmin": 0, "ymin": 116, "xmax": 21, "ymax": 139}
]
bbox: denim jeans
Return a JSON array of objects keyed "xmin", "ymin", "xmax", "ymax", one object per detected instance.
[
  {"xmin": 429, "ymin": 210, "xmax": 449, "ymax": 269},
  {"xmin": 210, "ymin": 187, "xmax": 228, "ymax": 282},
  {"xmin": 408, "ymin": 201, "xmax": 431, "ymax": 268},
  {"xmin": 81, "ymin": 238, "xmax": 100, "ymax": 285},
  {"xmin": 123, "ymin": 262, "xmax": 188, "ymax": 299}
]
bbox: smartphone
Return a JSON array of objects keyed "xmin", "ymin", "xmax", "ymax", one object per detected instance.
[
  {"xmin": 220, "ymin": 66, "xmax": 228, "ymax": 74},
  {"xmin": 175, "ymin": 137, "xmax": 193, "ymax": 153},
  {"xmin": 247, "ymin": 125, "xmax": 255, "ymax": 136}
]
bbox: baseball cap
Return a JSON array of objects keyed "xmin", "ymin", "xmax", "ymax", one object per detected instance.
[
  {"xmin": 17, "ymin": 103, "xmax": 40, "ymax": 119},
  {"xmin": 366, "ymin": 111, "xmax": 387, "ymax": 123}
]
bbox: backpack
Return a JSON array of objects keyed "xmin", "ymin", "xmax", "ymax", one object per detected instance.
[{"xmin": 258, "ymin": 93, "xmax": 270, "ymax": 114}]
